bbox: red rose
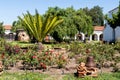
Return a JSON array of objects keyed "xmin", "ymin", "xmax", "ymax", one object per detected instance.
[{"xmin": 32, "ymin": 55, "xmax": 37, "ymax": 59}]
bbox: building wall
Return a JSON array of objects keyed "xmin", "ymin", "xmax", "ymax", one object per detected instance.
[
  {"xmin": 115, "ymin": 26, "xmax": 120, "ymax": 42},
  {"xmin": 103, "ymin": 7, "xmax": 120, "ymax": 42},
  {"xmin": 93, "ymin": 30, "xmax": 103, "ymax": 41},
  {"xmin": 5, "ymin": 30, "xmax": 11, "ymax": 34},
  {"xmin": 103, "ymin": 24, "xmax": 113, "ymax": 42}
]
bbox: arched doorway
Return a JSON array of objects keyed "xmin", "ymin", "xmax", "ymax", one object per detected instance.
[
  {"xmin": 85, "ymin": 34, "xmax": 90, "ymax": 40},
  {"xmin": 100, "ymin": 34, "xmax": 103, "ymax": 41},
  {"xmin": 77, "ymin": 34, "xmax": 83, "ymax": 41},
  {"xmin": 92, "ymin": 34, "xmax": 98, "ymax": 41}
]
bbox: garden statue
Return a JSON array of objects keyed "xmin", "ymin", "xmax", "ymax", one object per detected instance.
[
  {"xmin": 76, "ymin": 62, "xmax": 87, "ymax": 77},
  {"xmin": 18, "ymin": 31, "xmax": 29, "ymax": 42},
  {"xmin": 76, "ymin": 56, "xmax": 98, "ymax": 77}
]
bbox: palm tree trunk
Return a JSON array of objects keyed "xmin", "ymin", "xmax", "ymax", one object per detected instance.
[{"xmin": 37, "ymin": 42, "xmax": 44, "ymax": 51}]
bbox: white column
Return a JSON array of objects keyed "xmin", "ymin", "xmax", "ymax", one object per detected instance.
[
  {"xmin": 82, "ymin": 33, "xmax": 85, "ymax": 41},
  {"xmin": 97, "ymin": 34, "xmax": 100, "ymax": 41},
  {"xmin": 89, "ymin": 35, "xmax": 92, "ymax": 41}
]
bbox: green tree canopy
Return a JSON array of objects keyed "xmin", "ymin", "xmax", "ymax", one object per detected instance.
[
  {"xmin": 0, "ymin": 22, "xmax": 5, "ymax": 38},
  {"xmin": 83, "ymin": 6, "xmax": 104, "ymax": 26},
  {"xmin": 74, "ymin": 9, "xmax": 93, "ymax": 36},
  {"xmin": 45, "ymin": 7, "xmax": 78, "ymax": 42},
  {"xmin": 45, "ymin": 6, "xmax": 93, "ymax": 42}
]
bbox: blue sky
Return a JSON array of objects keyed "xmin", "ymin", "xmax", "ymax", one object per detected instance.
[{"xmin": 0, "ymin": 0, "xmax": 119, "ymax": 25}]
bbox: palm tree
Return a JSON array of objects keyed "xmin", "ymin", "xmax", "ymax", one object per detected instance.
[{"xmin": 18, "ymin": 10, "xmax": 63, "ymax": 49}]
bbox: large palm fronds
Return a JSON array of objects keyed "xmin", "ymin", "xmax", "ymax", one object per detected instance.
[{"xmin": 18, "ymin": 10, "xmax": 63, "ymax": 42}]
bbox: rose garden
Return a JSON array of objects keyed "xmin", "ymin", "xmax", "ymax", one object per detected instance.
[
  {"xmin": 0, "ymin": 37, "xmax": 120, "ymax": 80},
  {"xmin": 0, "ymin": 5, "xmax": 120, "ymax": 80}
]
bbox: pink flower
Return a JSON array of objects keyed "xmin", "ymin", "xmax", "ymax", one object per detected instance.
[
  {"xmin": 45, "ymin": 52, "xmax": 48, "ymax": 55},
  {"xmin": 32, "ymin": 55, "xmax": 37, "ymax": 59},
  {"xmin": 50, "ymin": 50, "xmax": 54, "ymax": 53}
]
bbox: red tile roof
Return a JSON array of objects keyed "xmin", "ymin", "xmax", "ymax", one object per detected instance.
[
  {"xmin": 4, "ymin": 25, "xmax": 12, "ymax": 30},
  {"xmin": 94, "ymin": 26, "xmax": 104, "ymax": 31}
]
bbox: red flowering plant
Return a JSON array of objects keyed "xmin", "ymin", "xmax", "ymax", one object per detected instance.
[
  {"xmin": 20, "ymin": 50, "xmax": 32, "ymax": 67},
  {"xmin": 30, "ymin": 54, "xmax": 39, "ymax": 67},
  {"xmin": 20, "ymin": 50, "xmax": 40, "ymax": 70},
  {"xmin": 56, "ymin": 54, "xmax": 67, "ymax": 68},
  {"xmin": 43, "ymin": 50, "xmax": 56, "ymax": 66},
  {"xmin": 4, "ymin": 43, "xmax": 11, "ymax": 54},
  {"xmin": 4, "ymin": 44, "xmax": 21, "ymax": 55},
  {"xmin": 12, "ymin": 45, "xmax": 21, "ymax": 54},
  {"xmin": 2, "ymin": 53, "xmax": 11, "ymax": 69}
]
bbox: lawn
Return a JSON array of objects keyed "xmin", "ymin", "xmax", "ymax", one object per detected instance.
[
  {"xmin": 63, "ymin": 72, "xmax": 120, "ymax": 80},
  {"xmin": 0, "ymin": 71, "xmax": 49, "ymax": 80},
  {"xmin": 0, "ymin": 71, "xmax": 120, "ymax": 80}
]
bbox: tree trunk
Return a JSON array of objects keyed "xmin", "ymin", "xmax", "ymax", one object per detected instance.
[{"xmin": 37, "ymin": 42, "xmax": 44, "ymax": 51}]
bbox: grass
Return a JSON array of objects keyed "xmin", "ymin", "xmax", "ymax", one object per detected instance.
[
  {"xmin": 7, "ymin": 41, "xmax": 68, "ymax": 50},
  {"xmin": 0, "ymin": 71, "xmax": 120, "ymax": 80},
  {"xmin": 7, "ymin": 41, "xmax": 35, "ymax": 48},
  {"xmin": 0, "ymin": 71, "xmax": 49, "ymax": 80},
  {"xmin": 63, "ymin": 72, "xmax": 120, "ymax": 80}
]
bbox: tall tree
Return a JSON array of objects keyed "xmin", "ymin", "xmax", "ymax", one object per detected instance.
[
  {"xmin": 18, "ymin": 10, "xmax": 63, "ymax": 43},
  {"xmin": 0, "ymin": 22, "xmax": 5, "ymax": 38},
  {"xmin": 63, "ymin": 7, "xmax": 78, "ymax": 40},
  {"xmin": 74, "ymin": 9, "xmax": 93, "ymax": 36},
  {"xmin": 46, "ymin": 7, "xmax": 78, "ymax": 42},
  {"xmin": 83, "ymin": 6, "xmax": 104, "ymax": 26}
]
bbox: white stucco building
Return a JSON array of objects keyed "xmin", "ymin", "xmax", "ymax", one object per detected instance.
[
  {"xmin": 77, "ymin": 26, "xmax": 104, "ymax": 41},
  {"xmin": 4, "ymin": 25, "xmax": 12, "ymax": 34},
  {"xmin": 103, "ymin": 7, "xmax": 120, "ymax": 42}
]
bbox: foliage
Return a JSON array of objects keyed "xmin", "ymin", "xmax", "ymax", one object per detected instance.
[
  {"xmin": 74, "ymin": 9, "xmax": 93, "ymax": 36},
  {"xmin": 83, "ymin": 6, "xmax": 104, "ymax": 26},
  {"xmin": 18, "ymin": 10, "xmax": 63, "ymax": 43},
  {"xmin": 46, "ymin": 7, "xmax": 93, "ymax": 42},
  {"xmin": 0, "ymin": 22, "xmax": 5, "ymax": 38},
  {"xmin": 4, "ymin": 43, "xmax": 21, "ymax": 55},
  {"xmin": 0, "ymin": 38, "xmax": 6, "ymax": 47},
  {"xmin": 46, "ymin": 7, "xmax": 78, "ymax": 42},
  {"xmin": 11, "ymin": 20, "xmax": 23, "ymax": 32},
  {"xmin": 69, "ymin": 42, "xmax": 120, "ymax": 68}
]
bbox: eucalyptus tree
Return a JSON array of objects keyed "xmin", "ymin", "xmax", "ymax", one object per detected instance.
[
  {"xmin": 0, "ymin": 22, "xmax": 5, "ymax": 38},
  {"xmin": 44, "ymin": 7, "xmax": 66, "ymax": 42},
  {"xmin": 18, "ymin": 10, "xmax": 63, "ymax": 44},
  {"xmin": 83, "ymin": 6, "xmax": 104, "ymax": 26},
  {"xmin": 65, "ymin": 7, "xmax": 78, "ymax": 40},
  {"xmin": 46, "ymin": 6, "xmax": 78, "ymax": 42},
  {"xmin": 74, "ymin": 9, "xmax": 93, "ymax": 37}
]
